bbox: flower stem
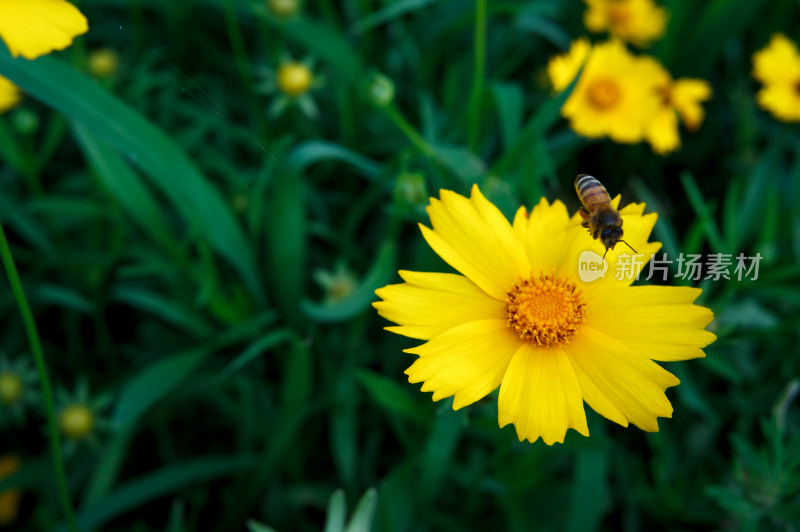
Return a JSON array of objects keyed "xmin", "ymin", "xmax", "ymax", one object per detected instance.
[
  {"xmin": 383, "ymin": 104, "xmax": 437, "ymax": 159},
  {"xmin": 467, "ymin": 0, "xmax": 487, "ymax": 152},
  {"xmin": 0, "ymin": 222, "xmax": 79, "ymax": 532}
]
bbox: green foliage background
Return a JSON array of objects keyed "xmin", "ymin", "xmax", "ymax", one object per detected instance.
[{"xmin": 1, "ymin": 0, "xmax": 800, "ymax": 530}]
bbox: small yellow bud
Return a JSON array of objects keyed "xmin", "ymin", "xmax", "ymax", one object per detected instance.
[
  {"xmin": 268, "ymin": 0, "xmax": 301, "ymax": 17},
  {"xmin": 277, "ymin": 62, "xmax": 313, "ymax": 97},
  {"xmin": 366, "ymin": 71, "xmax": 395, "ymax": 107},
  {"xmin": 88, "ymin": 48, "xmax": 120, "ymax": 78},
  {"xmin": 315, "ymin": 265, "xmax": 358, "ymax": 304},
  {"xmin": 59, "ymin": 404, "xmax": 94, "ymax": 439},
  {"xmin": 0, "ymin": 373, "xmax": 23, "ymax": 405},
  {"xmin": 393, "ymin": 171, "xmax": 428, "ymax": 206}
]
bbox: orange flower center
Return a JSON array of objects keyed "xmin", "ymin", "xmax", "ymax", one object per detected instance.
[
  {"xmin": 608, "ymin": 3, "xmax": 631, "ymax": 30},
  {"xmin": 586, "ymin": 78, "xmax": 621, "ymax": 110},
  {"xmin": 505, "ymin": 273, "xmax": 585, "ymax": 345},
  {"xmin": 657, "ymin": 84, "xmax": 673, "ymax": 107}
]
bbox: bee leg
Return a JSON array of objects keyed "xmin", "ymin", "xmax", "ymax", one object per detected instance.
[{"xmin": 579, "ymin": 208, "xmax": 591, "ymax": 228}]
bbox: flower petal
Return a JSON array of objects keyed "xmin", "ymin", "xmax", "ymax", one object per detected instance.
[
  {"xmin": 671, "ymin": 78, "xmax": 712, "ymax": 130},
  {"xmin": 584, "ymin": 285, "xmax": 716, "ymax": 361},
  {"xmin": 645, "ymin": 107, "xmax": 681, "ymax": 155},
  {"xmin": 421, "ymin": 185, "xmax": 530, "ymax": 300},
  {"xmin": 405, "ymin": 319, "xmax": 520, "ymax": 409},
  {"xmin": 567, "ymin": 327, "xmax": 679, "ymax": 432},
  {"xmin": 0, "ymin": 76, "xmax": 22, "ymax": 113},
  {"xmin": 752, "ymin": 33, "xmax": 800, "ymax": 85},
  {"xmin": 0, "ymin": 0, "xmax": 88, "ymax": 60},
  {"xmin": 373, "ymin": 271, "xmax": 504, "ymax": 340},
  {"xmin": 756, "ymin": 83, "xmax": 800, "ymax": 123},
  {"xmin": 498, "ymin": 343, "xmax": 589, "ymax": 444},
  {"xmin": 547, "ymin": 38, "xmax": 591, "ymax": 92}
]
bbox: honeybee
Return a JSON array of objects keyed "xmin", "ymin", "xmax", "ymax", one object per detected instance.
[{"xmin": 574, "ymin": 174, "xmax": 636, "ymax": 258}]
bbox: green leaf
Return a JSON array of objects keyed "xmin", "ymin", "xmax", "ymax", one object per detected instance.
[
  {"xmin": 285, "ymin": 140, "xmax": 383, "ymax": 180},
  {"xmin": 356, "ymin": 369, "xmax": 428, "ymax": 423},
  {"xmin": 53, "ymin": 455, "xmax": 256, "ymax": 532},
  {"xmin": 490, "ymin": 82, "xmax": 524, "ymax": 150},
  {"xmin": 247, "ymin": 520, "xmax": 279, "ymax": 532},
  {"xmin": 680, "ymin": 171, "xmax": 726, "ymax": 253},
  {"xmin": 344, "ymin": 488, "xmax": 378, "ymax": 532},
  {"xmin": 0, "ymin": 52, "xmax": 263, "ymax": 300},
  {"xmin": 112, "ymin": 348, "xmax": 209, "ymax": 426},
  {"xmin": 219, "ymin": 329, "xmax": 296, "ymax": 380},
  {"xmin": 72, "ymin": 122, "xmax": 177, "ymax": 252},
  {"xmin": 265, "ymin": 167, "xmax": 307, "ymax": 329},
  {"xmin": 566, "ymin": 448, "xmax": 611, "ymax": 532},
  {"xmin": 351, "ymin": 0, "xmax": 437, "ymax": 34},
  {"xmin": 492, "ymin": 72, "xmax": 579, "ymax": 176},
  {"xmin": 420, "ymin": 408, "xmax": 462, "ymax": 502},
  {"xmin": 323, "ymin": 490, "xmax": 347, "ymax": 532},
  {"xmin": 111, "ymin": 286, "xmax": 213, "ymax": 336},
  {"xmin": 34, "ymin": 283, "xmax": 94, "ymax": 313}
]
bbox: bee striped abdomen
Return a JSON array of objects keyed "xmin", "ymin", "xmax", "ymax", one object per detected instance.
[{"xmin": 575, "ymin": 174, "xmax": 611, "ymax": 210}]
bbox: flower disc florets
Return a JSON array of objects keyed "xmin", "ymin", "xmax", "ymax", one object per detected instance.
[{"xmin": 506, "ymin": 273, "xmax": 585, "ymax": 345}]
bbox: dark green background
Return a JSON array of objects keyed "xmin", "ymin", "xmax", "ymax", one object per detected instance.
[{"xmin": 1, "ymin": 0, "xmax": 799, "ymax": 530}]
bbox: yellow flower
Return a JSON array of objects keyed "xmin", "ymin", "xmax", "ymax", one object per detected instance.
[
  {"xmin": 374, "ymin": 186, "xmax": 715, "ymax": 444},
  {"xmin": 0, "ymin": 76, "xmax": 22, "ymax": 114},
  {"xmin": 584, "ymin": 0, "xmax": 667, "ymax": 48},
  {"xmin": 0, "ymin": 0, "xmax": 88, "ymax": 60},
  {"xmin": 0, "ymin": 455, "xmax": 21, "ymax": 525},
  {"xmin": 88, "ymin": 48, "xmax": 120, "ymax": 78},
  {"xmin": 751, "ymin": 33, "xmax": 800, "ymax": 122},
  {"xmin": 549, "ymin": 39, "xmax": 661, "ymax": 144},
  {"xmin": 644, "ymin": 58, "xmax": 712, "ymax": 154},
  {"xmin": 277, "ymin": 62, "xmax": 313, "ymax": 97},
  {"xmin": 59, "ymin": 403, "xmax": 94, "ymax": 439}
]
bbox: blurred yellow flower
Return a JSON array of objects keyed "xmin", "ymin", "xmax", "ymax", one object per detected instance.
[
  {"xmin": 752, "ymin": 33, "xmax": 800, "ymax": 122},
  {"xmin": 88, "ymin": 48, "xmax": 120, "ymax": 78},
  {"xmin": 0, "ymin": 455, "xmax": 21, "ymax": 525},
  {"xmin": 277, "ymin": 62, "xmax": 313, "ymax": 97},
  {"xmin": 59, "ymin": 403, "xmax": 94, "ymax": 439},
  {"xmin": 584, "ymin": 0, "xmax": 667, "ymax": 48},
  {"xmin": 268, "ymin": 0, "xmax": 301, "ymax": 18},
  {"xmin": 375, "ymin": 186, "xmax": 715, "ymax": 444},
  {"xmin": 548, "ymin": 39, "xmax": 661, "ymax": 144},
  {"xmin": 0, "ymin": 76, "xmax": 22, "ymax": 114},
  {"xmin": 644, "ymin": 58, "xmax": 712, "ymax": 154},
  {"xmin": 0, "ymin": 370, "xmax": 23, "ymax": 404},
  {"xmin": 0, "ymin": 0, "xmax": 88, "ymax": 60}
]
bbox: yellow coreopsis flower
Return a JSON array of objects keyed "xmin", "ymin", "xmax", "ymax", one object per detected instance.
[
  {"xmin": 644, "ymin": 58, "xmax": 712, "ymax": 154},
  {"xmin": 0, "ymin": 0, "xmax": 88, "ymax": 60},
  {"xmin": 374, "ymin": 186, "xmax": 715, "ymax": 445},
  {"xmin": 752, "ymin": 33, "xmax": 800, "ymax": 122},
  {"xmin": 548, "ymin": 39, "xmax": 661, "ymax": 144},
  {"xmin": 584, "ymin": 0, "xmax": 667, "ymax": 48},
  {"xmin": 0, "ymin": 76, "xmax": 21, "ymax": 113}
]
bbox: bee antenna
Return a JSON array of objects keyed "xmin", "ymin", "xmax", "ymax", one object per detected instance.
[
  {"xmin": 602, "ymin": 248, "xmax": 609, "ymax": 260},
  {"xmin": 620, "ymin": 240, "xmax": 637, "ymax": 253}
]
